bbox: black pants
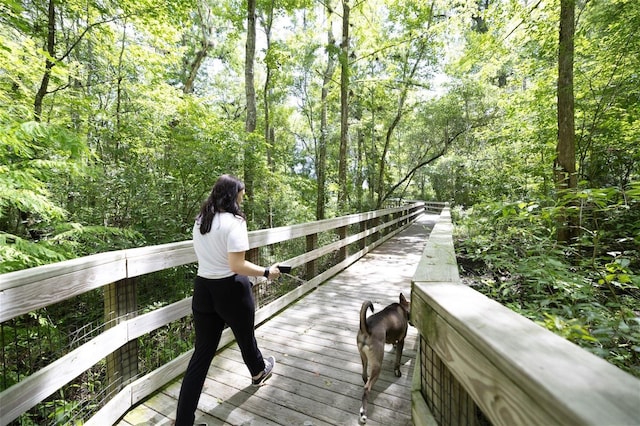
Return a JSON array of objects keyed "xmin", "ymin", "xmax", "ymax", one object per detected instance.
[{"xmin": 175, "ymin": 274, "xmax": 265, "ymax": 425}]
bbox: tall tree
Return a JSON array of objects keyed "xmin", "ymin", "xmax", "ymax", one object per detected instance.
[
  {"xmin": 374, "ymin": 34, "xmax": 430, "ymax": 207},
  {"xmin": 555, "ymin": 0, "xmax": 576, "ymax": 242},
  {"xmin": 261, "ymin": 1, "xmax": 275, "ymax": 169},
  {"xmin": 337, "ymin": 0, "xmax": 350, "ymax": 211},
  {"xmin": 33, "ymin": 0, "xmax": 55, "ymax": 121},
  {"xmin": 317, "ymin": 2, "xmax": 337, "ymax": 220},
  {"xmin": 32, "ymin": 0, "xmax": 122, "ymax": 122},
  {"xmin": 244, "ymin": 0, "xmax": 258, "ymax": 214},
  {"xmin": 260, "ymin": 0, "xmax": 276, "ymax": 227},
  {"xmin": 182, "ymin": 0, "xmax": 216, "ymax": 95}
]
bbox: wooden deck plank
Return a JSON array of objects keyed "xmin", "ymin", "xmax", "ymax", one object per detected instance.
[
  {"xmin": 223, "ymin": 347, "xmax": 412, "ymax": 416},
  {"xmin": 257, "ymin": 319, "xmax": 415, "ymax": 375},
  {"xmin": 253, "ymin": 322, "xmax": 417, "ymax": 391},
  {"xmin": 163, "ymin": 376, "xmax": 301, "ymax": 426},
  {"xmin": 116, "ymin": 214, "xmax": 436, "ymax": 426},
  {"xmin": 220, "ymin": 336, "xmax": 416, "ymax": 420},
  {"xmin": 119, "ymin": 391, "xmax": 178, "ymax": 425}
]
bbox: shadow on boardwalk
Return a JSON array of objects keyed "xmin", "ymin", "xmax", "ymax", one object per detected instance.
[{"xmin": 117, "ymin": 214, "xmax": 438, "ymax": 426}]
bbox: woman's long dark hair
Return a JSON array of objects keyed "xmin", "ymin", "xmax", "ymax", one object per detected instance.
[{"xmin": 197, "ymin": 174, "xmax": 246, "ymax": 234}]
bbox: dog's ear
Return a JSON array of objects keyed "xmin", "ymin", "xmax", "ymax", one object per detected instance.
[{"xmin": 399, "ymin": 293, "xmax": 410, "ymax": 310}]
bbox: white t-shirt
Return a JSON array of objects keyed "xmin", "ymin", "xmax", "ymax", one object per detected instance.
[{"xmin": 192, "ymin": 212, "xmax": 249, "ymax": 279}]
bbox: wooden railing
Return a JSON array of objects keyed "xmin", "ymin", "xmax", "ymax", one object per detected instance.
[
  {"xmin": 0, "ymin": 202, "xmax": 435, "ymax": 426},
  {"xmin": 410, "ymin": 207, "xmax": 640, "ymax": 426}
]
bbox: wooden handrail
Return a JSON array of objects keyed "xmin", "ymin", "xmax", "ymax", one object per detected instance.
[
  {"xmin": 0, "ymin": 204, "xmax": 430, "ymax": 323},
  {"xmin": 410, "ymin": 207, "xmax": 640, "ymax": 426},
  {"xmin": 0, "ymin": 202, "xmax": 433, "ymax": 426}
]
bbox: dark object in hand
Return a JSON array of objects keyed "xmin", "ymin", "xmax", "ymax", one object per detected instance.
[{"xmin": 278, "ymin": 265, "xmax": 292, "ymax": 273}]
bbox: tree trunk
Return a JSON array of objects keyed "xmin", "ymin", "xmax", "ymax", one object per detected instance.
[
  {"xmin": 244, "ymin": 0, "xmax": 257, "ymax": 216},
  {"xmin": 245, "ymin": 1, "xmax": 257, "ymax": 134},
  {"xmin": 262, "ymin": 3, "xmax": 274, "ymax": 167},
  {"xmin": 317, "ymin": 5, "xmax": 336, "ymax": 220},
  {"xmin": 261, "ymin": 3, "xmax": 275, "ymax": 227},
  {"xmin": 183, "ymin": 44, "xmax": 209, "ymax": 95},
  {"xmin": 34, "ymin": 0, "xmax": 56, "ymax": 122},
  {"xmin": 337, "ymin": 0, "xmax": 350, "ymax": 212},
  {"xmin": 355, "ymin": 126, "xmax": 364, "ymax": 211},
  {"xmin": 375, "ymin": 42, "xmax": 427, "ymax": 208},
  {"xmin": 555, "ymin": 0, "xmax": 577, "ymax": 242},
  {"xmin": 184, "ymin": 1, "xmax": 215, "ymax": 94},
  {"xmin": 374, "ymin": 4, "xmax": 433, "ymax": 208}
]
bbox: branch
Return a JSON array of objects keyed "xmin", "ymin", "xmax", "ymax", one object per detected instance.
[
  {"xmin": 59, "ymin": 15, "xmax": 127, "ymax": 63},
  {"xmin": 378, "ymin": 126, "xmax": 467, "ymax": 206}
]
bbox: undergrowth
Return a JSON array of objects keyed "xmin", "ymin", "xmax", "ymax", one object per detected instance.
[{"xmin": 453, "ymin": 188, "xmax": 640, "ymax": 378}]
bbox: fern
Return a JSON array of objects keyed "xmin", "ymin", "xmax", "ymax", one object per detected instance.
[{"xmin": 0, "ymin": 232, "xmax": 68, "ymax": 273}]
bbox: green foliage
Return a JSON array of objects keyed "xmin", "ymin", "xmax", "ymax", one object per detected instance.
[
  {"xmin": 51, "ymin": 223, "xmax": 146, "ymax": 257},
  {"xmin": 0, "ymin": 120, "xmax": 95, "ymax": 271},
  {"xmin": 0, "ymin": 232, "xmax": 67, "ymax": 273},
  {"xmin": 0, "ymin": 121, "xmax": 86, "ymax": 223},
  {"xmin": 455, "ymin": 189, "xmax": 640, "ymax": 377},
  {"xmin": 439, "ymin": 0, "xmax": 640, "ymax": 378},
  {"xmin": 0, "ymin": 118, "xmax": 148, "ymax": 271},
  {"xmin": 0, "ymin": 3, "xmax": 638, "ymax": 422}
]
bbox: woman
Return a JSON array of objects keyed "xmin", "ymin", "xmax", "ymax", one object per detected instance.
[{"xmin": 175, "ymin": 174, "xmax": 281, "ymax": 425}]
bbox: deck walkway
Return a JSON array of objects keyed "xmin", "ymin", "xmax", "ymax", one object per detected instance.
[{"xmin": 116, "ymin": 213, "xmax": 438, "ymax": 426}]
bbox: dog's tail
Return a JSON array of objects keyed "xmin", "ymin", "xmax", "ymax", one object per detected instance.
[{"xmin": 359, "ymin": 301, "xmax": 374, "ymax": 335}]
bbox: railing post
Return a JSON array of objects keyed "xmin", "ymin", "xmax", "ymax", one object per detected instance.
[
  {"xmin": 246, "ymin": 247, "xmax": 260, "ymax": 265},
  {"xmin": 380, "ymin": 213, "xmax": 387, "ymax": 237},
  {"xmin": 372, "ymin": 217, "xmax": 380, "ymax": 243},
  {"xmin": 359, "ymin": 220, "xmax": 366, "ymax": 250},
  {"xmin": 338, "ymin": 225, "xmax": 348, "ymax": 261},
  {"xmin": 365, "ymin": 217, "xmax": 373, "ymax": 246},
  {"xmin": 246, "ymin": 248, "xmax": 261, "ymax": 302},
  {"xmin": 104, "ymin": 277, "xmax": 138, "ymax": 395},
  {"xmin": 306, "ymin": 233, "xmax": 318, "ymax": 280}
]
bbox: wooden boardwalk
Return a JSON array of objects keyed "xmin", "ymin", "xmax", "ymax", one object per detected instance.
[{"xmin": 116, "ymin": 214, "xmax": 438, "ymax": 426}]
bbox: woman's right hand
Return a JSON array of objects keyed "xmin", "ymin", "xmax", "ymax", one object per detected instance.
[{"xmin": 267, "ymin": 265, "xmax": 282, "ymax": 280}]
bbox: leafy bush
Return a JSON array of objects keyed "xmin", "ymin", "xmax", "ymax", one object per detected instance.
[{"xmin": 454, "ymin": 188, "xmax": 640, "ymax": 377}]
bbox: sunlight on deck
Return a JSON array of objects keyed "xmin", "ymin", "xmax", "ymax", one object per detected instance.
[{"xmin": 116, "ymin": 215, "xmax": 438, "ymax": 426}]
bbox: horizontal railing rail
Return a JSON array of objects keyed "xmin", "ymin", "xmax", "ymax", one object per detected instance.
[
  {"xmin": 410, "ymin": 207, "xmax": 640, "ymax": 426},
  {"xmin": 0, "ymin": 201, "xmax": 438, "ymax": 426}
]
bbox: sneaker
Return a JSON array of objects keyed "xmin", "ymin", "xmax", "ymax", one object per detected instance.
[{"xmin": 252, "ymin": 356, "xmax": 275, "ymax": 386}]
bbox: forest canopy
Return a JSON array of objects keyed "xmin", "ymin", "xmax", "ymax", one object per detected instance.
[{"xmin": 1, "ymin": 0, "xmax": 638, "ymax": 375}]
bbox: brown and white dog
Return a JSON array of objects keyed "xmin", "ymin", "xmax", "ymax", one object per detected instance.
[{"xmin": 356, "ymin": 293, "xmax": 410, "ymax": 424}]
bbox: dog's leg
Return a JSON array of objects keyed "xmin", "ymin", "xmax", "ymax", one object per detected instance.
[
  {"xmin": 359, "ymin": 348, "xmax": 368, "ymax": 384},
  {"xmin": 359, "ymin": 382, "xmax": 369, "ymax": 424},
  {"xmin": 360, "ymin": 363, "xmax": 381, "ymax": 424},
  {"xmin": 393, "ymin": 338, "xmax": 405, "ymax": 377}
]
